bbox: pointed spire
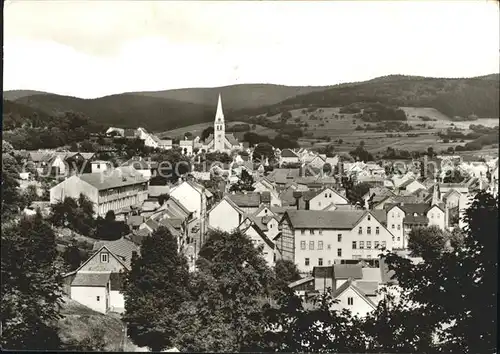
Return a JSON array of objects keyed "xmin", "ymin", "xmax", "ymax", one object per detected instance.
[
  {"xmin": 431, "ymin": 177, "xmax": 439, "ymax": 206},
  {"xmin": 215, "ymin": 93, "xmax": 224, "ymax": 122}
]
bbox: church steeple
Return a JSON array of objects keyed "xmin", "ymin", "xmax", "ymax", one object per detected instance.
[
  {"xmin": 215, "ymin": 93, "xmax": 224, "ymax": 122},
  {"xmin": 214, "ymin": 93, "xmax": 226, "ymax": 152}
]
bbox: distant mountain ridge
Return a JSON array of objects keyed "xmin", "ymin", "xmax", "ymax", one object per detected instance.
[{"xmin": 4, "ymin": 74, "xmax": 499, "ymax": 132}]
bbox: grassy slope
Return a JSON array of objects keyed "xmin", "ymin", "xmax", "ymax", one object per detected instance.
[
  {"xmin": 159, "ymin": 121, "xmax": 278, "ymax": 139},
  {"xmin": 58, "ymin": 296, "xmax": 137, "ymax": 351},
  {"xmin": 3, "ymin": 90, "xmax": 49, "ymax": 101}
]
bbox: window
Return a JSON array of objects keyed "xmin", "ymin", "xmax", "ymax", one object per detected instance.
[
  {"xmin": 367, "ymin": 227, "xmax": 372, "ymax": 235},
  {"xmin": 329, "ymin": 193, "xmax": 332, "ymax": 198},
  {"xmin": 376, "ymin": 226, "xmax": 380, "ymax": 235},
  {"xmin": 337, "ymin": 248, "xmax": 342, "ymax": 257},
  {"xmin": 318, "ymin": 202, "xmax": 322, "ymax": 207},
  {"xmin": 309, "ymin": 241, "xmax": 314, "ymax": 250},
  {"xmin": 325, "ymin": 193, "xmax": 328, "ymax": 198},
  {"xmin": 305, "ymin": 258, "xmax": 310, "ymax": 266},
  {"xmin": 437, "ymin": 213, "xmax": 441, "ymax": 219},
  {"xmin": 358, "ymin": 227, "xmax": 362, "ymax": 235},
  {"xmin": 310, "ymin": 229, "xmax": 315, "ymax": 235},
  {"xmin": 318, "ymin": 241, "xmax": 323, "ymax": 250},
  {"xmin": 392, "ymin": 224, "xmax": 395, "ymax": 229},
  {"xmin": 318, "ymin": 258, "xmax": 323, "ymax": 266},
  {"xmin": 327, "ymin": 244, "xmax": 331, "ymax": 250},
  {"xmin": 367, "ymin": 215, "xmax": 371, "ymax": 221},
  {"xmin": 430, "ymin": 213, "xmax": 434, "ymax": 219},
  {"xmin": 397, "ymin": 237, "xmax": 401, "ymax": 241},
  {"xmin": 328, "ymin": 260, "xmax": 332, "ymax": 265},
  {"xmin": 374, "ymin": 241, "xmax": 380, "ymax": 249},
  {"xmin": 352, "ymin": 241, "xmax": 357, "ymax": 249},
  {"xmin": 301, "ymin": 230, "xmax": 305, "ymax": 235},
  {"xmin": 96, "ymin": 296, "xmax": 101, "ymax": 302},
  {"xmin": 382, "ymin": 241, "xmax": 387, "ymax": 248},
  {"xmin": 397, "ymin": 213, "xmax": 400, "ymax": 218},
  {"xmin": 100, "ymin": 253, "xmax": 109, "ymax": 263},
  {"xmin": 300, "ymin": 241, "xmax": 306, "ymax": 250},
  {"xmin": 359, "ymin": 241, "xmax": 364, "ymax": 249},
  {"xmin": 337, "ymin": 234, "xmax": 342, "ymax": 242},
  {"xmin": 397, "ymin": 225, "xmax": 401, "ymax": 230},
  {"xmin": 319, "ymin": 229, "xmax": 323, "ymax": 235},
  {"xmin": 367, "ymin": 241, "xmax": 372, "ymax": 249},
  {"xmin": 392, "ymin": 236, "xmax": 395, "ymax": 241},
  {"xmin": 391, "ymin": 212, "xmax": 395, "ymax": 218},
  {"xmin": 347, "ymin": 297, "xmax": 354, "ymax": 306}
]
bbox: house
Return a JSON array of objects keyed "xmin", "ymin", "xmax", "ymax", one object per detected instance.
[
  {"xmin": 180, "ymin": 139, "xmax": 194, "ymax": 156},
  {"xmin": 307, "ymin": 187, "xmax": 350, "ymax": 211},
  {"xmin": 62, "ymin": 237, "xmax": 139, "ymax": 314},
  {"xmin": 169, "ymin": 180, "xmax": 213, "ymax": 244},
  {"xmin": 385, "ymin": 202, "xmax": 447, "ymax": 249},
  {"xmin": 252, "ymin": 179, "xmax": 282, "ymax": 207},
  {"xmin": 280, "ymin": 149, "xmax": 300, "ymax": 165},
  {"xmin": 276, "ymin": 210, "xmax": 393, "ymax": 273},
  {"xmin": 227, "ymin": 191, "xmax": 268, "ymax": 214},
  {"xmin": 123, "ymin": 158, "xmax": 153, "ymax": 180},
  {"xmin": 201, "ymin": 94, "xmax": 241, "ymax": 153},
  {"xmin": 442, "ymin": 189, "xmax": 461, "ymax": 209},
  {"xmin": 155, "ymin": 138, "xmax": 173, "ymax": 150},
  {"xmin": 288, "ymin": 276, "xmax": 315, "ymax": 299},
  {"xmin": 106, "ymin": 127, "xmax": 125, "ymax": 137},
  {"xmin": 238, "ymin": 218, "xmax": 276, "ymax": 267},
  {"xmin": 398, "ymin": 179, "xmax": 427, "ymax": 194},
  {"xmin": 50, "ymin": 166, "xmax": 149, "ymax": 217},
  {"xmin": 208, "ymin": 196, "xmax": 245, "ymax": 232},
  {"xmin": 91, "ymin": 160, "xmax": 113, "ymax": 174}
]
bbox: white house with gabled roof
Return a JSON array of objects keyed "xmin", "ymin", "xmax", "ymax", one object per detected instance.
[{"xmin": 307, "ymin": 187, "xmax": 350, "ymax": 211}]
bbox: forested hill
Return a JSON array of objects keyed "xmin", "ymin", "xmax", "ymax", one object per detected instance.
[
  {"xmin": 4, "ymin": 74, "xmax": 499, "ymax": 133},
  {"xmin": 238, "ymin": 74, "xmax": 500, "ymax": 119}
]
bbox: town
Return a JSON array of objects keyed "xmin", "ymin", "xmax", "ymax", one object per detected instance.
[
  {"xmin": 2, "ymin": 91, "xmax": 498, "ymax": 352},
  {"xmin": 2, "ymin": 1, "xmax": 498, "ymax": 352}
]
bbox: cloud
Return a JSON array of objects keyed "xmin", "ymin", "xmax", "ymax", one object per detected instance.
[{"xmin": 3, "ymin": 0, "xmax": 499, "ymax": 97}]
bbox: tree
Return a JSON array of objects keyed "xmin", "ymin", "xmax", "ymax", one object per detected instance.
[
  {"xmin": 252, "ymin": 143, "xmax": 275, "ymax": 163},
  {"xmin": 63, "ymin": 245, "xmax": 85, "ymax": 271},
  {"xmin": 229, "ymin": 169, "xmax": 255, "ymax": 193},
  {"xmin": 50, "ymin": 194, "xmax": 95, "ymax": 236},
  {"xmin": 201, "ymin": 127, "xmax": 214, "ymax": 142},
  {"xmin": 23, "ymin": 184, "xmax": 39, "ymax": 206},
  {"xmin": 381, "ymin": 191, "xmax": 498, "ymax": 352},
  {"xmin": 407, "ymin": 226, "xmax": 448, "ymax": 259},
  {"xmin": 271, "ymin": 260, "xmax": 301, "ymax": 296},
  {"xmin": 427, "ymin": 146, "xmax": 435, "ymax": 158},
  {"xmin": 346, "ymin": 182, "xmax": 372, "ymax": 207},
  {"xmin": 174, "ymin": 229, "xmax": 275, "ymax": 352},
  {"xmin": 123, "ymin": 227, "xmax": 189, "ymax": 352},
  {"xmin": 1, "ymin": 213, "xmax": 63, "ymax": 350}
]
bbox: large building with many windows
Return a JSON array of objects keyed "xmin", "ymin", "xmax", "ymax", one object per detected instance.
[
  {"xmin": 276, "ymin": 210, "xmax": 393, "ymax": 273},
  {"xmin": 50, "ymin": 166, "xmax": 149, "ymax": 217}
]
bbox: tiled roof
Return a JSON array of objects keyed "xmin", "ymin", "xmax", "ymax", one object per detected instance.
[
  {"xmin": 355, "ymin": 281, "xmax": 379, "ymax": 296},
  {"xmin": 148, "ymin": 185, "xmax": 170, "ymax": 197},
  {"xmin": 385, "ymin": 202, "xmax": 431, "ymax": 216},
  {"xmin": 404, "ymin": 215, "xmax": 429, "ymax": 224},
  {"xmin": 72, "ymin": 272, "xmax": 110, "ymax": 287},
  {"xmin": 313, "ymin": 266, "xmax": 334, "ymax": 279},
  {"xmin": 284, "ymin": 210, "xmax": 366, "ymax": 230},
  {"xmin": 228, "ymin": 192, "xmax": 261, "ymax": 208},
  {"xmin": 281, "ymin": 149, "xmax": 299, "ymax": 158},
  {"xmin": 241, "ymin": 223, "xmax": 275, "ymax": 250},
  {"xmin": 226, "ymin": 134, "xmax": 240, "ymax": 145},
  {"xmin": 333, "ymin": 264, "xmax": 363, "ymax": 280},
  {"xmin": 288, "ymin": 276, "xmax": 314, "ymax": 289},
  {"xmin": 167, "ymin": 196, "xmax": 192, "ymax": 217},
  {"xmin": 370, "ymin": 210, "xmax": 387, "ymax": 224},
  {"xmin": 128, "ymin": 215, "xmax": 144, "ymax": 227},
  {"xmin": 79, "ymin": 166, "xmax": 148, "ymax": 191},
  {"xmin": 93, "ymin": 237, "xmax": 140, "ymax": 270}
]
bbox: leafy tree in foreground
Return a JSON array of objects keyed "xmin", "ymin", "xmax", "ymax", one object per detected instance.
[
  {"xmin": 122, "ymin": 226, "xmax": 189, "ymax": 352},
  {"xmin": 381, "ymin": 191, "xmax": 498, "ymax": 353},
  {"xmin": 1, "ymin": 213, "xmax": 63, "ymax": 350},
  {"xmin": 271, "ymin": 259, "xmax": 302, "ymax": 296},
  {"xmin": 174, "ymin": 229, "xmax": 275, "ymax": 352},
  {"xmin": 407, "ymin": 225, "xmax": 449, "ymax": 260}
]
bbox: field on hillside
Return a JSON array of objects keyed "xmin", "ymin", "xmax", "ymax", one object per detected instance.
[
  {"xmin": 260, "ymin": 106, "xmax": 498, "ymax": 155},
  {"xmin": 159, "ymin": 121, "xmax": 278, "ymax": 139}
]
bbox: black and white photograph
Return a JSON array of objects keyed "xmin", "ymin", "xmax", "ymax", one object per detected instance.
[{"xmin": 1, "ymin": 0, "xmax": 499, "ymax": 352}]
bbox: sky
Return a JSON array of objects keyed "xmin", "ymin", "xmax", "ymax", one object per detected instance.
[{"xmin": 4, "ymin": 0, "xmax": 499, "ymax": 99}]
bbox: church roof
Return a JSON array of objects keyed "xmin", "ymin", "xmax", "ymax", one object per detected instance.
[
  {"xmin": 225, "ymin": 134, "xmax": 239, "ymax": 145},
  {"xmin": 215, "ymin": 93, "xmax": 224, "ymax": 121}
]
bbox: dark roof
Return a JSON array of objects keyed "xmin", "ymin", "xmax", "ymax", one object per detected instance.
[
  {"xmin": 403, "ymin": 215, "xmax": 429, "ymax": 224},
  {"xmin": 385, "ymin": 202, "xmax": 431, "ymax": 215},
  {"xmin": 281, "ymin": 149, "xmax": 299, "ymax": 158},
  {"xmin": 333, "ymin": 264, "xmax": 363, "ymax": 280},
  {"xmin": 284, "ymin": 210, "xmax": 366, "ymax": 230},
  {"xmin": 242, "ymin": 223, "xmax": 275, "ymax": 250},
  {"xmin": 288, "ymin": 276, "xmax": 314, "ymax": 289},
  {"xmin": 370, "ymin": 210, "xmax": 387, "ymax": 224},
  {"xmin": 79, "ymin": 166, "xmax": 148, "ymax": 191},
  {"xmin": 313, "ymin": 266, "xmax": 334, "ymax": 279},
  {"xmin": 260, "ymin": 191, "xmax": 271, "ymax": 203},
  {"xmin": 128, "ymin": 215, "xmax": 144, "ymax": 227},
  {"xmin": 225, "ymin": 133, "xmax": 240, "ymax": 145},
  {"xmin": 93, "ymin": 237, "xmax": 140, "ymax": 269},
  {"xmin": 332, "ymin": 279, "xmax": 378, "ymax": 308},
  {"xmin": 355, "ymin": 281, "xmax": 379, "ymax": 296},
  {"xmin": 228, "ymin": 192, "xmax": 261, "ymax": 208},
  {"xmin": 72, "ymin": 272, "xmax": 110, "ymax": 287},
  {"xmin": 124, "ymin": 129, "xmax": 136, "ymax": 137}
]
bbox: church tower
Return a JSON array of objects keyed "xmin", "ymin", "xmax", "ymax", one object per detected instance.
[{"xmin": 214, "ymin": 93, "xmax": 226, "ymax": 152}]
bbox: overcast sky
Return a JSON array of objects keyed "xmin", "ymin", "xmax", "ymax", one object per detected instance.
[{"xmin": 4, "ymin": 0, "xmax": 499, "ymax": 99}]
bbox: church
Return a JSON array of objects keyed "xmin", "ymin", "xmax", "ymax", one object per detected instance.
[{"xmin": 201, "ymin": 94, "xmax": 242, "ymax": 154}]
